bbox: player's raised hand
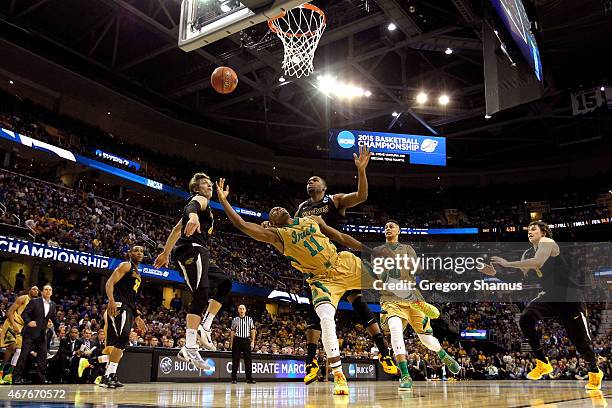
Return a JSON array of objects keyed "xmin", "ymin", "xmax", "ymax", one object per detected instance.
[
  {"xmin": 154, "ymin": 251, "xmax": 170, "ymax": 268},
  {"xmin": 353, "ymin": 145, "xmax": 372, "ymax": 171},
  {"xmin": 216, "ymin": 178, "xmax": 230, "ymax": 202},
  {"xmin": 478, "ymin": 263, "xmax": 497, "ymax": 276}
]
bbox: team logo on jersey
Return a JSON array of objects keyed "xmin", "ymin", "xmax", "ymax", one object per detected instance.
[
  {"xmin": 337, "ymin": 131, "xmax": 355, "ymax": 149},
  {"xmin": 184, "ymin": 257, "xmax": 194, "ymax": 265}
]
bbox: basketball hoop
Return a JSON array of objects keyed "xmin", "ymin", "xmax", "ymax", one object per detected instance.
[{"xmin": 268, "ymin": 3, "xmax": 326, "ymax": 78}]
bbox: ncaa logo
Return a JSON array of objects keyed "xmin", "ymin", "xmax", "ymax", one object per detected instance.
[
  {"xmin": 337, "ymin": 131, "xmax": 355, "ymax": 149},
  {"xmin": 160, "ymin": 357, "xmax": 173, "ymax": 374},
  {"xmin": 348, "ymin": 363, "xmax": 356, "ymax": 377},
  {"xmin": 420, "ymin": 139, "xmax": 438, "ymax": 153}
]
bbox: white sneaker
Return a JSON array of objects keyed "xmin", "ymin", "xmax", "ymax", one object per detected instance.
[
  {"xmin": 197, "ymin": 325, "xmax": 217, "ymax": 351},
  {"xmin": 178, "ymin": 346, "xmax": 211, "ymax": 370}
]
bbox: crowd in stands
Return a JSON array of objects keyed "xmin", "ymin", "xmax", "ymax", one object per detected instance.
[
  {"xmin": 1, "ymin": 89, "xmax": 611, "ymax": 234},
  {"xmin": 1, "ymin": 283, "xmax": 610, "ymax": 383}
]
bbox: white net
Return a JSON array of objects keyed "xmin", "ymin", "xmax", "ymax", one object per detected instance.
[{"xmin": 268, "ymin": 4, "xmax": 326, "ymax": 78}]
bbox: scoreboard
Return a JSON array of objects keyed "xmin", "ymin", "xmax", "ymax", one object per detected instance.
[{"xmin": 329, "ymin": 129, "xmax": 446, "ymax": 167}]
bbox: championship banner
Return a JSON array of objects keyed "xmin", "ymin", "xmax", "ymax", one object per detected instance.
[
  {"xmin": 571, "ymin": 88, "xmax": 605, "ymax": 115},
  {"xmin": 329, "ymin": 129, "xmax": 446, "ymax": 166},
  {"xmin": 606, "ymin": 87, "xmax": 612, "ymax": 109},
  {"xmin": 0, "ymin": 235, "xmax": 183, "ymax": 282}
]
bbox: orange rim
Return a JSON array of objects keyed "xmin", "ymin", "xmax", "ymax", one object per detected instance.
[{"xmin": 268, "ymin": 3, "xmax": 326, "ymax": 38}]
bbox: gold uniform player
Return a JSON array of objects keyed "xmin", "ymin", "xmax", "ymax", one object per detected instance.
[
  {"xmin": 375, "ymin": 220, "xmax": 460, "ymax": 390},
  {"xmin": 0, "ymin": 286, "xmax": 39, "ymax": 384},
  {"xmin": 214, "ymin": 178, "xmax": 396, "ymax": 396}
]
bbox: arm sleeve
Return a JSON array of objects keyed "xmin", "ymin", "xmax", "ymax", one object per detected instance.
[{"xmin": 183, "ymin": 200, "xmax": 201, "ymax": 216}]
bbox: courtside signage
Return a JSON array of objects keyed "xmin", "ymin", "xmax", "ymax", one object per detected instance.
[{"xmin": 329, "ymin": 129, "xmax": 446, "ymax": 166}]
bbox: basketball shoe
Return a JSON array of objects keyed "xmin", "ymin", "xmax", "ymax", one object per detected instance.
[
  {"xmin": 178, "ymin": 346, "xmax": 212, "ymax": 370},
  {"xmin": 304, "ymin": 359, "xmax": 320, "ymax": 385},
  {"xmin": 526, "ymin": 358, "xmax": 553, "ymax": 380},
  {"xmin": 333, "ymin": 371, "xmax": 349, "ymax": 395},
  {"xmin": 585, "ymin": 369, "xmax": 604, "ymax": 390},
  {"xmin": 411, "ymin": 301, "xmax": 440, "ymax": 319}
]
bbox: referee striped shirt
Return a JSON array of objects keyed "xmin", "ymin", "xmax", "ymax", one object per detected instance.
[{"xmin": 231, "ymin": 316, "xmax": 255, "ymax": 338}]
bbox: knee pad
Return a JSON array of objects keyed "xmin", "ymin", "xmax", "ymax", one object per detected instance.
[
  {"xmin": 315, "ymin": 303, "xmax": 340, "ymax": 358},
  {"xmin": 350, "ymin": 295, "xmax": 377, "ymax": 328},
  {"xmin": 417, "ymin": 333, "xmax": 442, "ymax": 352},
  {"xmin": 387, "ymin": 317, "xmax": 406, "ymax": 357},
  {"xmin": 212, "ymin": 276, "xmax": 232, "ymax": 304},
  {"xmin": 189, "ymin": 286, "xmax": 210, "ymax": 315}
]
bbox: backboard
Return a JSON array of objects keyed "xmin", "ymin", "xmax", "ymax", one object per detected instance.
[{"xmin": 179, "ymin": 0, "xmax": 306, "ymax": 51}]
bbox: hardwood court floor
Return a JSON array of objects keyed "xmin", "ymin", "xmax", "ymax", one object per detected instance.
[{"xmin": 0, "ymin": 380, "xmax": 609, "ymax": 407}]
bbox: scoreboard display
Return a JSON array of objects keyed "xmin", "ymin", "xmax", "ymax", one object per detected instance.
[
  {"xmin": 490, "ymin": 0, "xmax": 543, "ymax": 81},
  {"xmin": 329, "ymin": 129, "xmax": 446, "ymax": 167}
]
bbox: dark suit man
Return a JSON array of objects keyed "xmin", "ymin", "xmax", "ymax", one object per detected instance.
[
  {"xmin": 54, "ymin": 328, "xmax": 82, "ymax": 382},
  {"xmin": 13, "ymin": 284, "xmax": 56, "ymax": 384}
]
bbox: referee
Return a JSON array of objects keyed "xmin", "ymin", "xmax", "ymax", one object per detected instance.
[{"xmin": 230, "ymin": 305, "xmax": 256, "ymax": 384}]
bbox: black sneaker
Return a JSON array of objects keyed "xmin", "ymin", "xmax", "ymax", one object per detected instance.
[
  {"xmin": 98, "ymin": 375, "xmax": 115, "ymax": 388},
  {"xmin": 247, "ymin": 379, "xmax": 256, "ymax": 384},
  {"xmin": 109, "ymin": 373, "xmax": 124, "ymax": 388}
]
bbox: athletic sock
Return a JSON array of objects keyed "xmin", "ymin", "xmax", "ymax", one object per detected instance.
[
  {"xmin": 330, "ymin": 361, "xmax": 343, "ymax": 375},
  {"xmin": 105, "ymin": 362, "xmax": 118, "ymax": 376},
  {"xmin": 98, "ymin": 355, "xmax": 110, "ymax": 364},
  {"xmin": 306, "ymin": 343, "xmax": 318, "ymax": 363},
  {"xmin": 372, "ymin": 332, "xmax": 390, "ymax": 357},
  {"xmin": 202, "ymin": 311, "xmax": 215, "ymax": 331},
  {"xmin": 398, "ymin": 361, "xmax": 410, "ymax": 377},
  {"xmin": 186, "ymin": 328, "xmax": 198, "ymax": 348}
]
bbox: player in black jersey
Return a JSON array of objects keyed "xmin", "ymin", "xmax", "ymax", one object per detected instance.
[
  {"xmin": 295, "ymin": 146, "xmax": 398, "ymax": 383},
  {"xmin": 482, "ymin": 221, "xmax": 604, "ymax": 390},
  {"xmin": 154, "ymin": 172, "xmax": 232, "ymax": 370},
  {"xmin": 100, "ymin": 245, "xmax": 146, "ymax": 388}
]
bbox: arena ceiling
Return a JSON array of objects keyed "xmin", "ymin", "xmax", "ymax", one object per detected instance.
[{"xmin": 1, "ymin": 0, "xmax": 611, "ymax": 165}]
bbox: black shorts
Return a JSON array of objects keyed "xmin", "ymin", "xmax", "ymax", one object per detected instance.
[
  {"xmin": 524, "ymin": 296, "xmax": 588, "ymax": 321},
  {"xmin": 104, "ymin": 303, "xmax": 134, "ymax": 349},
  {"xmin": 174, "ymin": 244, "xmax": 228, "ymax": 292}
]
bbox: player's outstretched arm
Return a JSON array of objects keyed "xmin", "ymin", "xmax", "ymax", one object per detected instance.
[
  {"xmin": 334, "ymin": 145, "xmax": 371, "ymax": 209},
  {"xmin": 491, "ymin": 239, "xmax": 556, "ymax": 270},
  {"xmin": 312, "ymin": 215, "xmax": 363, "ymax": 251},
  {"xmin": 216, "ymin": 178, "xmax": 283, "ymax": 252},
  {"xmin": 154, "ymin": 220, "xmax": 182, "ymax": 268}
]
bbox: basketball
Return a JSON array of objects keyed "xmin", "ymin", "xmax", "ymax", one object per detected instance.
[{"xmin": 211, "ymin": 66, "xmax": 238, "ymax": 94}]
